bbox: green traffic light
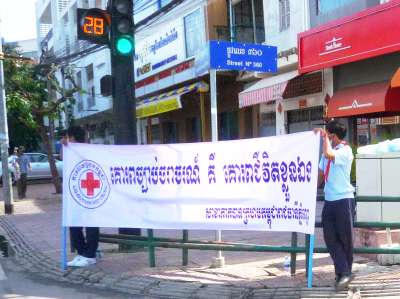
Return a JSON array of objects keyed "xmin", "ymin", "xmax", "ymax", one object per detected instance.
[{"xmin": 116, "ymin": 35, "xmax": 134, "ymax": 55}]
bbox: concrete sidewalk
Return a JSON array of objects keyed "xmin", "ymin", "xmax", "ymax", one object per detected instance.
[{"xmin": 1, "ymin": 183, "xmax": 400, "ymax": 298}]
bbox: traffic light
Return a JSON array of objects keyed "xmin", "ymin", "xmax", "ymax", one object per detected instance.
[
  {"xmin": 100, "ymin": 75, "xmax": 113, "ymax": 96},
  {"xmin": 110, "ymin": 0, "xmax": 134, "ymax": 56}
]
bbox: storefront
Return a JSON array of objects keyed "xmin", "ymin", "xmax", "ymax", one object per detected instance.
[
  {"xmin": 133, "ymin": 0, "xmax": 247, "ymax": 144},
  {"xmin": 136, "ymin": 80, "xmax": 210, "ymax": 144},
  {"xmin": 238, "ymin": 70, "xmax": 329, "ymax": 136},
  {"xmin": 298, "ymin": 0, "xmax": 400, "ymax": 144}
]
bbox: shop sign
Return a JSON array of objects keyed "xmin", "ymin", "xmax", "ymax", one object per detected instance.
[
  {"xmin": 210, "ymin": 40, "xmax": 277, "ymax": 73},
  {"xmin": 298, "ymin": 1, "xmax": 400, "ymax": 74},
  {"xmin": 338, "ymin": 100, "xmax": 373, "ymax": 112},
  {"xmin": 136, "ymin": 96, "xmax": 182, "ymax": 118},
  {"xmin": 134, "ymin": 18, "xmax": 185, "ymax": 80}
]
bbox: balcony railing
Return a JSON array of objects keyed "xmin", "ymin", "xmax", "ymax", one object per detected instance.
[
  {"xmin": 40, "ymin": 28, "xmax": 53, "ymax": 48},
  {"xmin": 214, "ymin": 25, "xmax": 265, "ymax": 43},
  {"xmin": 53, "ymin": 39, "xmax": 93, "ymax": 59}
]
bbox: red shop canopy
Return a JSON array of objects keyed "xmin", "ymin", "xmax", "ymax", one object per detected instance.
[{"xmin": 327, "ymin": 82, "xmax": 400, "ymax": 118}]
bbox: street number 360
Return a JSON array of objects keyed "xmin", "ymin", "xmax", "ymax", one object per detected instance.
[{"xmin": 83, "ymin": 16, "xmax": 104, "ymax": 35}]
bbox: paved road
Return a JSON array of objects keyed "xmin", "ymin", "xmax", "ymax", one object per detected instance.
[
  {"xmin": 0, "ymin": 257, "xmax": 134, "ymax": 299},
  {"xmin": 2, "ymin": 183, "xmax": 400, "ymax": 298}
]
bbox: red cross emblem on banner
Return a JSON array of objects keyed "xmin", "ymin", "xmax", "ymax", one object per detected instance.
[{"xmin": 80, "ymin": 172, "xmax": 100, "ymax": 196}]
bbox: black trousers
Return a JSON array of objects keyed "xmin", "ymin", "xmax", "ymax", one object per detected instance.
[
  {"xmin": 69, "ymin": 227, "xmax": 99, "ymax": 258},
  {"xmin": 322, "ymin": 198, "xmax": 355, "ymax": 276},
  {"xmin": 17, "ymin": 173, "xmax": 27, "ymax": 199}
]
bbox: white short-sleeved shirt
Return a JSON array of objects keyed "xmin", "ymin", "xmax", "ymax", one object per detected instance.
[{"xmin": 319, "ymin": 143, "xmax": 355, "ymax": 201}]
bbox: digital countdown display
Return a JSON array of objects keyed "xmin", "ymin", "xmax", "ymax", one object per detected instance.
[{"xmin": 77, "ymin": 8, "xmax": 110, "ymax": 44}]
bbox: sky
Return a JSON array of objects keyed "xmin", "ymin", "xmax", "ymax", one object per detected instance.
[{"xmin": 0, "ymin": 0, "xmax": 37, "ymax": 42}]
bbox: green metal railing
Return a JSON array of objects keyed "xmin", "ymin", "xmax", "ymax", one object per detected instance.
[{"xmin": 99, "ymin": 195, "xmax": 400, "ymax": 274}]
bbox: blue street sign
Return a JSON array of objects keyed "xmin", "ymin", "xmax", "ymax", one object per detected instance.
[{"xmin": 209, "ymin": 40, "xmax": 277, "ymax": 73}]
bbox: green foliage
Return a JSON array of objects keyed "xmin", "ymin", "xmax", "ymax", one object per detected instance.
[
  {"xmin": 3, "ymin": 45, "xmax": 41, "ymax": 150},
  {"xmin": 2, "ymin": 44, "xmax": 82, "ymax": 151}
]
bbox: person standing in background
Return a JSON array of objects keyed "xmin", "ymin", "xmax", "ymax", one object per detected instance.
[
  {"xmin": 16, "ymin": 146, "xmax": 31, "ymax": 199},
  {"xmin": 11, "ymin": 147, "xmax": 20, "ymax": 182}
]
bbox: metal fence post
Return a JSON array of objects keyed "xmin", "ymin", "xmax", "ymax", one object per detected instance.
[
  {"xmin": 148, "ymin": 229, "xmax": 156, "ymax": 267},
  {"xmin": 182, "ymin": 230, "xmax": 188, "ymax": 266},
  {"xmin": 305, "ymin": 234, "xmax": 310, "ymax": 277},
  {"xmin": 290, "ymin": 232, "xmax": 297, "ymax": 275}
]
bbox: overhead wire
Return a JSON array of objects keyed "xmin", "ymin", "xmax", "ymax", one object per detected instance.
[{"xmin": 43, "ymin": 0, "xmax": 188, "ymax": 65}]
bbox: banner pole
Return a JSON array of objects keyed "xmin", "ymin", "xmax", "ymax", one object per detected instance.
[
  {"xmin": 61, "ymin": 226, "xmax": 67, "ymax": 270},
  {"xmin": 61, "ymin": 176, "xmax": 67, "ymax": 271},
  {"xmin": 210, "ymin": 69, "xmax": 225, "ymax": 268},
  {"xmin": 307, "ymin": 234, "xmax": 315, "ymax": 288}
]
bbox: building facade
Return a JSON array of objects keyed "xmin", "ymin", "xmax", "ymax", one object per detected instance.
[
  {"xmin": 35, "ymin": 0, "xmax": 175, "ymax": 144},
  {"xmin": 237, "ymin": 0, "xmax": 330, "ymax": 138},
  {"xmin": 134, "ymin": 0, "xmax": 252, "ymax": 144},
  {"xmin": 299, "ymin": 0, "xmax": 399, "ymax": 145},
  {"xmin": 36, "ymin": 0, "xmax": 113, "ymax": 143}
]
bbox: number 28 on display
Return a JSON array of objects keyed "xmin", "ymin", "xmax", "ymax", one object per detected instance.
[{"xmin": 83, "ymin": 16, "xmax": 104, "ymax": 35}]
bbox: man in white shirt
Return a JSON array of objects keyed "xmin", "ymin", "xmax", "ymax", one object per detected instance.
[
  {"xmin": 315, "ymin": 120, "xmax": 355, "ymax": 291},
  {"xmin": 62, "ymin": 126, "xmax": 99, "ymax": 267}
]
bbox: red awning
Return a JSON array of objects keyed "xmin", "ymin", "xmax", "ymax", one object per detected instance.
[
  {"xmin": 238, "ymin": 71, "xmax": 298, "ymax": 108},
  {"xmin": 327, "ymin": 82, "xmax": 400, "ymax": 118}
]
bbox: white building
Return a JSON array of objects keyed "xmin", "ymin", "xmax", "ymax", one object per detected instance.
[{"xmin": 35, "ymin": 0, "xmax": 171, "ymax": 144}]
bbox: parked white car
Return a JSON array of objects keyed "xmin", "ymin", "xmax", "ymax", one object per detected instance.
[{"xmin": 0, "ymin": 153, "xmax": 63, "ymax": 185}]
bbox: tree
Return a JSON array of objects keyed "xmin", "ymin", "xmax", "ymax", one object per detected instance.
[
  {"xmin": 3, "ymin": 44, "xmax": 81, "ymax": 193},
  {"xmin": 3, "ymin": 45, "xmax": 40, "ymax": 151}
]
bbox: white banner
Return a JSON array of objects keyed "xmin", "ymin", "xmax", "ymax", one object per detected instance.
[{"xmin": 63, "ymin": 131, "xmax": 320, "ymax": 234}]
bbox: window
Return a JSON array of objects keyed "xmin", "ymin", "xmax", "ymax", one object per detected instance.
[
  {"xmin": 279, "ymin": 0, "xmax": 290, "ymax": 32},
  {"xmin": 86, "ymin": 64, "xmax": 95, "ymax": 108},
  {"xmin": 287, "ymin": 107, "xmax": 324, "ymax": 134},
  {"xmin": 161, "ymin": 0, "xmax": 172, "ymax": 6},
  {"xmin": 184, "ymin": 9, "xmax": 205, "ymax": 58},
  {"xmin": 29, "ymin": 154, "xmax": 48, "ymax": 163},
  {"xmin": 317, "ymin": 0, "xmax": 357, "ymax": 14},
  {"xmin": 186, "ymin": 117, "xmax": 201, "ymax": 142},
  {"xmin": 81, "ymin": 0, "xmax": 89, "ymax": 8},
  {"xmin": 219, "ymin": 111, "xmax": 238, "ymax": 140},
  {"xmin": 88, "ymin": 86, "xmax": 96, "ymax": 108},
  {"xmin": 37, "ymin": 154, "xmax": 49, "ymax": 163},
  {"xmin": 260, "ymin": 112, "xmax": 276, "ymax": 137},
  {"xmin": 163, "ymin": 122, "xmax": 179, "ymax": 143},
  {"xmin": 76, "ymin": 72, "xmax": 83, "ymax": 112}
]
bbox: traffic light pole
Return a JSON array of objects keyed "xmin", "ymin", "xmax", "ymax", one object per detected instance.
[
  {"xmin": 109, "ymin": 0, "xmax": 141, "ymax": 238},
  {"xmin": 111, "ymin": 53, "xmax": 137, "ymax": 145},
  {"xmin": 111, "ymin": 46, "xmax": 141, "ymax": 237}
]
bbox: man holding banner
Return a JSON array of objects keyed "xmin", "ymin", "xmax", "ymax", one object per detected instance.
[
  {"xmin": 63, "ymin": 126, "xmax": 100, "ymax": 268},
  {"xmin": 315, "ymin": 120, "xmax": 355, "ymax": 291}
]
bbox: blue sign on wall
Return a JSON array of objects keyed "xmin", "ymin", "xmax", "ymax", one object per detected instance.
[{"xmin": 209, "ymin": 40, "xmax": 277, "ymax": 73}]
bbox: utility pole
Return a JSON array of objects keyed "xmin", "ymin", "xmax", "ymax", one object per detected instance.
[{"xmin": 0, "ymin": 19, "xmax": 14, "ymax": 214}]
